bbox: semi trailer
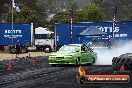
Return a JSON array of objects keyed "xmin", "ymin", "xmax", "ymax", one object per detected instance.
[
  {"xmin": 55, "ymin": 21, "xmax": 132, "ymax": 48},
  {"xmin": 0, "ymin": 23, "xmax": 54, "ymax": 53},
  {"xmin": 1, "ymin": 21, "xmax": 132, "ymax": 53}
]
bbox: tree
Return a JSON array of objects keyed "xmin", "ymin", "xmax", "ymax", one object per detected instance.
[
  {"xmin": 17, "ymin": 0, "xmax": 36, "ymax": 9},
  {"xmin": 6, "ymin": 5, "xmax": 47, "ymax": 28},
  {"xmin": 124, "ymin": 13, "xmax": 132, "ymax": 21},
  {"xmin": 101, "ymin": 0, "xmax": 132, "ymax": 21},
  {"xmin": 0, "ymin": 0, "xmax": 10, "ymax": 22},
  {"xmin": 66, "ymin": 0, "xmax": 78, "ymax": 10},
  {"xmin": 50, "ymin": 3, "xmax": 104, "ymax": 24},
  {"xmin": 78, "ymin": 3, "xmax": 104, "ymax": 22},
  {"xmin": 50, "ymin": 11, "xmax": 70, "ymax": 24}
]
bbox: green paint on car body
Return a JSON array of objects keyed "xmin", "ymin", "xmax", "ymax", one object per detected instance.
[{"xmin": 48, "ymin": 44, "xmax": 97, "ymax": 65}]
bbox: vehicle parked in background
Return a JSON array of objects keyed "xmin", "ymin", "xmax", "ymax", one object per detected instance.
[
  {"xmin": 1, "ymin": 21, "xmax": 132, "ymax": 54},
  {"xmin": 55, "ymin": 22, "xmax": 132, "ymax": 49},
  {"xmin": 0, "ymin": 23, "xmax": 54, "ymax": 53},
  {"xmin": 48, "ymin": 44, "xmax": 97, "ymax": 66}
]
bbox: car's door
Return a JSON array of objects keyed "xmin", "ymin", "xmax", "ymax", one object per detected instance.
[
  {"xmin": 80, "ymin": 45, "xmax": 89, "ymax": 63},
  {"xmin": 84, "ymin": 45, "xmax": 94, "ymax": 62}
]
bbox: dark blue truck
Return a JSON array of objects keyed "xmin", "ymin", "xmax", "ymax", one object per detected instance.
[
  {"xmin": 55, "ymin": 21, "xmax": 132, "ymax": 48},
  {"xmin": 1, "ymin": 22, "xmax": 132, "ymax": 53},
  {"xmin": 0, "ymin": 23, "xmax": 33, "ymax": 53},
  {"xmin": 0, "ymin": 23, "xmax": 54, "ymax": 53}
]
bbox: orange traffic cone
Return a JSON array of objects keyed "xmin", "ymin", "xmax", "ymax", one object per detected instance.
[
  {"xmin": 7, "ymin": 60, "xmax": 12, "ymax": 71},
  {"xmin": 32, "ymin": 58, "xmax": 36, "ymax": 66}
]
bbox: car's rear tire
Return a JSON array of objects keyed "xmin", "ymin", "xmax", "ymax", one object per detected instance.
[{"xmin": 90, "ymin": 58, "xmax": 95, "ymax": 65}]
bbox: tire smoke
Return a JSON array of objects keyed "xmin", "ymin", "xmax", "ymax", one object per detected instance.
[{"xmin": 93, "ymin": 41, "xmax": 132, "ymax": 65}]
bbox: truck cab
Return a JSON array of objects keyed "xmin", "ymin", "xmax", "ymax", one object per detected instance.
[{"xmin": 34, "ymin": 27, "xmax": 54, "ymax": 53}]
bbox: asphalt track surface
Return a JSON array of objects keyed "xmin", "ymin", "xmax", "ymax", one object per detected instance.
[{"xmin": 0, "ymin": 56, "xmax": 131, "ymax": 88}]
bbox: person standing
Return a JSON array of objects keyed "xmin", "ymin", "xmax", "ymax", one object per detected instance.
[{"xmin": 15, "ymin": 40, "xmax": 20, "ymax": 58}]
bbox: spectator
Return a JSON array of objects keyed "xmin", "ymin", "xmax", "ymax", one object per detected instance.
[{"xmin": 15, "ymin": 41, "xmax": 21, "ymax": 58}]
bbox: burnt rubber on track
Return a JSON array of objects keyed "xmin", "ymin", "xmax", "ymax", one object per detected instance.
[{"xmin": 0, "ymin": 56, "xmax": 131, "ymax": 88}]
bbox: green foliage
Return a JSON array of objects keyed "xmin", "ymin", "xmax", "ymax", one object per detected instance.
[
  {"xmin": 0, "ymin": 0, "xmax": 10, "ymax": 14},
  {"xmin": 6, "ymin": 5, "xmax": 47, "ymax": 28},
  {"xmin": 51, "ymin": 3, "xmax": 104, "ymax": 24},
  {"xmin": 0, "ymin": 0, "xmax": 10, "ymax": 5},
  {"xmin": 0, "ymin": 0, "xmax": 47, "ymax": 27},
  {"xmin": 78, "ymin": 3, "xmax": 104, "ymax": 22},
  {"xmin": 66, "ymin": 0, "xmax": 78, "ymax": 10},
  {"xmin": 1, "ymin": 0, "xmax": 131, "ymax": 25},
  {"xmin": 101, "ymin": 0, "xmax": 132, "ymax": 21},
  {"xmin": 124, "ymin": 13, "xmax": 132, "ymax": 21},
  {"xmin": 50, "ymin": 11, "xmax": 70, "ymax": 24},
  {"xmin": 17, "ymin": 0, "xmax": 37, "ymax": 10}
]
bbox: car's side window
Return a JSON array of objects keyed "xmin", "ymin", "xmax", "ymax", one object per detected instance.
[
  {"xmin": 86, "ymin": 46, "xmax": 93, "ymax": 52},
  {"xmin": 82, "ymin": 45, "xmax": 93, "ymax": 52},
  {"xmin": 81, "ymin": 46, "xmax": 87, "ymax": 51}
]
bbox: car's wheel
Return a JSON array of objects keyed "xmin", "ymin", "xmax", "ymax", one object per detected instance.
[
  {"xmin": 76, "ymin": 58, "xmax": 81, "ymax": 66},
  {"xmin": 20, "ymin": 47, "xmax": 27, "ymax": 53},
  {"xmin": 90, "ymin": 58, "xmax": 95, "ymax": 65},
  {"xmin": 10, "ymin": 47, "xmax": 17, "ymax": 54},
  {"xmin": 51, "ymin": 64, "xmax": 56, "ymax": 67},
  {"xmin": 44, "ymin": 46, "xmax": 52, "ymax": 53}
]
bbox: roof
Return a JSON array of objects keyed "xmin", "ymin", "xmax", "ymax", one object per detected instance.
[
  {"xmin": 69, "ymin": 44, "xmax": 83, "ymax": 46},
  {"xmin": 35, "ymin": 27, "xmax": 54, "ymax": 34},
  {"xmin": 78, "ymin": 26, "xmax": 107, "ymax": 37}
]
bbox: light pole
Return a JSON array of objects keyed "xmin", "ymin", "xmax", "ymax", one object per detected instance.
[
  {"xmin": 12, "ymin": 0, "xmax": 14, "ymax": 45},
  {"xmin": 112, "ymin": 6, "xmax": 117, "ymax": 39},
  {"xmin": 69, "ymin": 9, "xmax": 73, "ymax": 44}
]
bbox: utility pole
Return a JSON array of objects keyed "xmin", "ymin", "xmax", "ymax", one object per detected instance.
[
  {"xmin": 112, "ymin": 6, "xmax": 117, "ymax": 38},
  {"xmin": 11, "ymin": 0, "xmax": 14, "ymax": 59},
  {"xmin": 12, "ymin": 0, "xmax": 14, "ymax": 45},
  {"xmin": 69, "ymin": 9, "xmax": 73, "ymax": 44},
  {"xmin": 110, "ymin": 6, "xmax": 117, "ymax": 47}
]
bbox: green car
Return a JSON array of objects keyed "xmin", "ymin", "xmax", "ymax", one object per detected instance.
[{"xmin": 48, "ymin": 44, "xmax": 97, "ymax": 66}]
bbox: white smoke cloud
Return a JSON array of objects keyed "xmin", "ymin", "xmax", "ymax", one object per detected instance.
[{"xmin": 93, "ymin": 41, "xmax": 132, "ymax": 65}]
